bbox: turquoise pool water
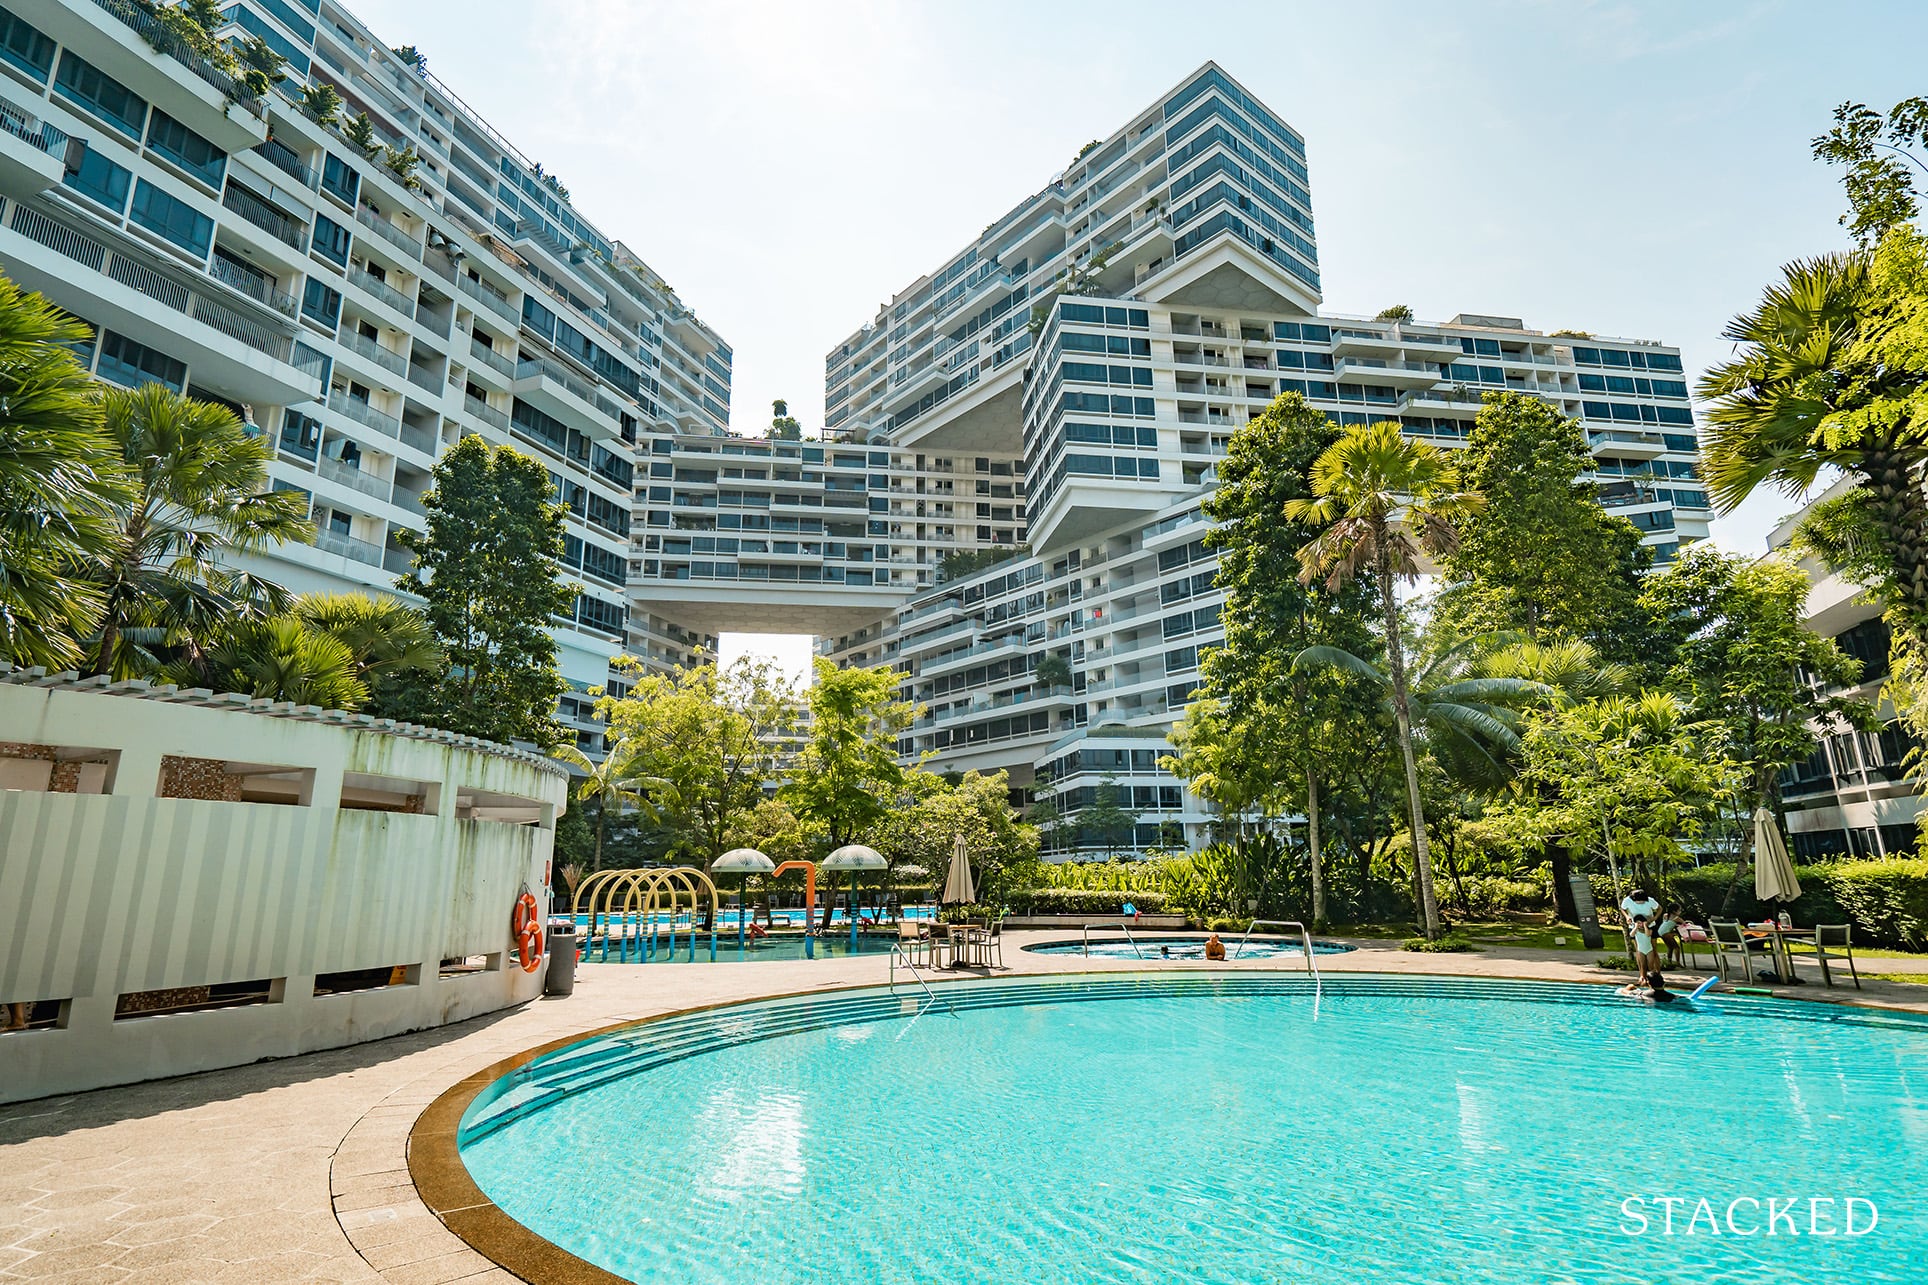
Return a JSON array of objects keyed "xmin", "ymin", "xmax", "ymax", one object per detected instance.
[
  {"xmin": 459, "ymin": 976, "xmax": 1928, "ymax": 1283},
  {"xmin": 1025, "ymin": 934, "xmax": 1354, "ymax": 960}
]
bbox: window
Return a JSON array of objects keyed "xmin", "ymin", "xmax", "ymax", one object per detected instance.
[
  {"xmin": 0, "ymin": 8, "xmax": 54, "ymax": 82},
  {"xmin": 129, "ymin": 180, "xmax": 212, "ymax": 257},
  {"xmin": 311, "ymin": 213, "xmax": 350, "ymax": 267},
  {"xmin": 53, "ymin": 52, "xmax": 146, "ymax": 138},
  {"xmin": 302, "ymin": 279, "xmax": 341, "ymax": 328},
  {"xmin": 319, "ymin": 152, "xmax": 359, "ymax": 205},
  {"xmin": 61, "ymin": 143, "xmax": 131, "ymax": 213},
  {"xmin": 145, "ymin": 110, "xmax": 225, "ymax": 188},
  {"xmin": 97, "ymin": 330, "xmax": 186, "ymax": 392}
]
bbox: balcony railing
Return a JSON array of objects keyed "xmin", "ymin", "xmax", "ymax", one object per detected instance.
[
  {"xmin": 6, "ymin": 203, "xmax": 297, "ymax": 366},
  {"xmin": 0, "ymin": 101, "xmax": 68, "ymax": 158},
  {"xmin": 312, "ymin": 527, "xmax": 385, "ymax": 566},
  {"xmin": 346, "ymin": 265, "xmax": 413, "ymax": 316},
  {"xmin": 463, "ymin": 393, "xmax": 509, "ymax": 430},
  {"xmin": 316, "ymin": 456, "xmax": 392, "ymax": 501},
  {"xmin": 457, "ymin": 273, "xmax": 517, "ymax": 322},
  {"xmin": 468, "ymin": 335, "xmax": 514, "ymax": 377},
  {"xmin": 340, "ymin": 330, "xmax": 408, "ymax": 376},
  {"xmin": 207, "ymin": 255, "xmax": 297, "ymax": 317},
  {"xmin": 326, "ymin": 393, "xmax": 401, "ymax": 439},
  {"xmin": 221, "ymin": 183, "xmax": 306, "ymax": 249},
  {"xmin": 88, "ymin": 0, "xmax": 265, "ymax": 117},
  {"xmin": 353, "ymin": 206, "xmax": 423, "ymax": 259}
]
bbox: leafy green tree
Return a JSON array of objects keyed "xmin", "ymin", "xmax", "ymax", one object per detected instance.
[
  {"xmin": 1812, "ymin": 97, "xmax": 1928, "ymax": 244},
  {"xmin": 1076, "ymin": 776, "xmax": 1140, "ymax": 859},
  {"xmin": 300, "ymin": 83, "xmax": 342, "ymax": 126},
  {"xmin": 83, "ymin": 384, "xmax": 309, "ymax": 679},
  {"xmin": 553, "ymin": 737, "xmax": 664, "ymax": 873},
  {"xmin": 782, "ymin": 660, "xmax": 921, "ymax": 926},
  {"xmin": 1435, "ymin": 392, "xmax": 1653, "ymax": 663},
  {"xmin": 871, "ymin": 769, "xmax": 1037, "ymax": 903},
  {"xmin": 1285, "ymin": 421, "xmax": 1482, "ymax": 939},
  {"xmin": 769, "ymin": 399, "xmax": 802, "ymax": 440},
  {"xmin": 342, "ymin": 111, "xmax": 379, "ymax": 157},
  {"xmin": 1641, "ymin": 545, "xmax": 1872, "ymax": 852},
  {"xmin": 597, "ymin": 656, "xmax": 797, "ymax": 869},
  {"xmin": 1184, "ymin": 392, "xmax": 1380, "ymax": 922},
  {"xmin": 0, "ymin": 279, "xmax": 122, "ymax": 670},
  {"xmin": 388, "ymin": 434, "xmax": 570, "ymax": 746}
]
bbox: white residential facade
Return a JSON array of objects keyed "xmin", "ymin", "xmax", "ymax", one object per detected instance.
[{"xmin": 0, "ymin": 0, "xmax": 731, "ymax": 750}]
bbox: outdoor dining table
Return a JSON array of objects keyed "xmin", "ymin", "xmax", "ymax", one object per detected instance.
[
  {"xmin": 1742, "ymin": 924, "xmax": 1816, "ymax": 984},
  {"xmin": 929, "ymin": 922, "xmax": 988, "ymax": 969}
]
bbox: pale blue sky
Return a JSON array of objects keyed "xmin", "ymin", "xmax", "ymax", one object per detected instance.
[{"xmin": 351, "ymin": 0, "xmax": 1924, "ymax": 675}]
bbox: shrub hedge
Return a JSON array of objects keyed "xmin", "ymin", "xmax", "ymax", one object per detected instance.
[
  {"xmin": 1595, "ymin": 859, "xmax": 1928, "ymax": 951},
  {"xmin": 1004, "ymin": 888, "xmax": 1170, "ymax": 915}
]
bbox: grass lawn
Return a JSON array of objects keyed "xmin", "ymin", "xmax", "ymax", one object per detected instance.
[{"xmin": 1867, "ymin": 972, "xmax": 1928, "ymax": 986}]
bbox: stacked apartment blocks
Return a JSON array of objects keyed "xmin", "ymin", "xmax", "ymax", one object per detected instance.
[{"xmin": 0, "ymin": 4, "xmax": 1701, "ymax": 851}]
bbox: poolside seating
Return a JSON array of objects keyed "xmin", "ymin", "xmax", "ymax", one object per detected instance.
[
  {"xmin": 1811, "ymin": 924, "xmax": 1861, "ymax": 990},
  {"xmin": 897, "ymin": 919, "xmax": 930, "ymax": 966},
  {"xmin": 982, "ymin": 918, "xmax": 1005, "ymax": 969},
  {"xmin": 1708, "ymin": 920, "xmax": 1769, "ymax": 982}
]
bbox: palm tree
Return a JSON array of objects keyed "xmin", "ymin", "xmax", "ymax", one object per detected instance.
[
  {"xmin": 553, "ymin": 739, "xmax": 665, "ymax": 872},
  {"xmin": 291, "ymin": 592, "xmax": 442, "ymax": 689},
  {"xmin": 1700, "ymin": 249, "xmax": 1928, "ymax": 634},
  {"xmin": 1284, "ymin": 422, "xmax": 1482, "ymax": 938},
  {"xmin": 193, "ymin": 615, "xmax": 368, "ymax": 708},
  {"xmin": 82, "ymin": 383, "xmax": 311, "ymax": 678},
  {"xmin": 1478, "ymin": 637, "xmax": 1630, "ymax": 708},
  {"xmin": 0, "ymin": 278, "xmax": 123, "ymax": 670}
]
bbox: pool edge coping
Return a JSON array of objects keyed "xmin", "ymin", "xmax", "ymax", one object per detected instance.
[{"xmin": 402, "ymin": 965, "xmax": 1926, "ymax": 1283}]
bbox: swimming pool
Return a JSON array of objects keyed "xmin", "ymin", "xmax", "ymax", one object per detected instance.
[
  {"xmin": 1025, "ymin": 934, "xmax": 1354, "ymax": 960},
  {"xmin": 456, "ymin": 975, "xmax": 1928, "ymax": 1283}
]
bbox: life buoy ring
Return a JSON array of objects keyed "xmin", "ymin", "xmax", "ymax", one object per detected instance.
[{"xmin": 511, "ymin": 892, "xmax": 544, "ymax": 972}]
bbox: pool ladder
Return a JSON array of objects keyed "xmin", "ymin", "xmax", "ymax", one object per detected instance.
[
  {"xmin": 1080, "ymin": 922, "xmax": 1145, "ymax": 957},
  {"xmin": 1235, "ymin": 919, "xmax": 1322, "ymax": 1020},
  {"xmin": 888, "ymin": 945, "xmax": 957, "ymax": 1024}
]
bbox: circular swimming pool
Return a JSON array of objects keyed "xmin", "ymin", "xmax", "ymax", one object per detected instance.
[
  {"xmin": 1024, "ymin": 934, "xmax": 1354, "ymax": 959},
  {"xmin": 454, "ymin": 976, "xmax": 1928, "ymax": 1283}
]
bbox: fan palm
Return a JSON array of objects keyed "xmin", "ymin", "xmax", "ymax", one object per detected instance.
[
  {"xmin": 82, "ymin": 383, "xmax": 311, "ymax": 678},
  {"xmin": 1700, "ymin": 247, "xmax": 1928, "ymax": 631},
  {"xmin": 291, "ymin": 592, "xmax": 443, "ymax": 687},
  {"xmin": 193, "ymin": 615, "xmax": 367, "ymax": 708},
  {"xmin": 553, "ymin": 738, "xmax": 667, "ymax": 873},
  {"xmin": 0, "ymin": 278, "xmax": 124, "ymax": 669},
  {"xmin": 1477, "ymin": 637, "xmax": 1631, "ymax": 708},
  {"xmin": 1283, "ymin": 422, "xmax": 1483, "ymax": 938}
]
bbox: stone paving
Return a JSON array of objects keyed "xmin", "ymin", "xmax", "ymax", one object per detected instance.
[{"xmin": 2, "ymin": 930, "xmax": 1925, "ymax": 1283}]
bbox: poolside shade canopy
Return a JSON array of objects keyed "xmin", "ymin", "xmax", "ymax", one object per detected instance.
[
  {"xmin": 942, "ymin": 833, "xmax": 975, "ymax": 905},
  {"xmin": 823, "ymin": 844, "xmax": 886, "ymax": 871},
  {"xmin": 1753, "ymin": 807, "xmax": 1801, "ymax": 903},
  {"xmin": 713, "ymin": 847, "xmax": 776, "ymax": 874}
]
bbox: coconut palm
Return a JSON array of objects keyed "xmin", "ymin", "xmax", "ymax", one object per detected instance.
[
  {"xmin": 82, "ymin": 383, "xmax": 311, "ymax": 678},
  {"xmin": 1283, "ymin": 421, "xmax": 1482, "ymax": 938},
  {"xmin": 553, "ymin": 738, "xmax": 666, "ymax": 872},
  {"xmin": 1700, "ymin": 248, "xmax": 1928, "ymax": 633},
  {"xmin": 0, "ymin": 278, "xmax": 123, "ymax": 670}
]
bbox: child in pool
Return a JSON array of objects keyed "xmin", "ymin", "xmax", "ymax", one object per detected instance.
[{"xmin": 1630, "ymin": 915, "xmax": 1663, "ymax": 986}]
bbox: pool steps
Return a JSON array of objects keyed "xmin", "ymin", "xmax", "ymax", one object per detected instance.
[{"xmin": 457, "ymin": 973, "xmax": 1928, "ymax": 1146}]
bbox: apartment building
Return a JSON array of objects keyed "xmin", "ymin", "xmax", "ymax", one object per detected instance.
[
  {"xmin": 0, "ymin": 0, "xmax": 730, "ymax": 750},
  {"xmin": 816, "ymin": 62, "xmax": 1707, "ymax": 854},
  {"xmin": 1770, "ymin": 483, "xmax": 1923, "ymax": 861}
]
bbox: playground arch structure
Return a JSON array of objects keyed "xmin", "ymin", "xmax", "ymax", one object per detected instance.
[{"xmin": 572, "ymin": 867, "xmax": 722, "ymax": 962}]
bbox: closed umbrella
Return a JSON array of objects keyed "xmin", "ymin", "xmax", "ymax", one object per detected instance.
[
  {"xmin": 1754, "ymin": 807, "xmax": 1801, "ymax": 903},
  {"xmin": 942, "ymin": 833, "xmax": 976, "ymax": 906}
]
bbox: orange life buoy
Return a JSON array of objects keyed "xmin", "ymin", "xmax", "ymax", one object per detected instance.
[{"xmin": 511, "ymin": 891, "xmax": 543, "ymax": 972}]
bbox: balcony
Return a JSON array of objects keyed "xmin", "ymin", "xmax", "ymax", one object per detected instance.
[
  {"xmin": 316, "ymin": 456, "xmax": 392, "ymax": 502},
  {"xmin": 468, "ymin": 335, "xmax": 514, "ymax": 378},
  {"xmin": 326, "ymin": 393, "xmax": 402, "ymax": 440},
  {"xmin": 1588, "ymin": 428, "xmax": 1667, "ymax": 460},
  {"xmin": 353, "ymin": 206, "xmax": 423, "ymax": 260},
  {"xmin": 462, "ymin": 394, "xmax": 509, "ymax": 430},
  {"xmin": 0, "ymin": 200, "xmax": 316, "ymax": 404},
  {"xmin": 339, "ymin": 330, "xmax": 408, "ymax": 377},
  {"xmin": 22, "ymin": 0, "xmax": 267, "ymax": 149},
  {"xmin": 456, "ymin": 272, "xmax": 517, "ymax": 323},
  {"xmin": 0, "ymin": 98, "xmax": 68, "ymax": 198},
  {"xmin": 221, "ymin": 183, "xmax": 307, "ymax": 251},
  {"xmin": 514, "ymin": 355, "xmax": 622, "ymax": 437},
  {"xmin": 312, "ymin": 527, "xmax": 386, "ymax": 567},
  {"xmin": 207, "ymin": 254, "xmax": 297, "ymax": 318},
  {"xmin": 346, "ymin": 265, "xmax": 414, "ymax": 318},
  {"xmin": 1334, "ymin": 357, "xmax": 1444, "ymax": 389}
]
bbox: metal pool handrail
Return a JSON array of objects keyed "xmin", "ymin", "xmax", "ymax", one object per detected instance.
[
  {"xmin": 1235, "ymin": 919, "xmax": 1322, "ymax": 1018},
  {"xmin": 889, "ymin": 944, "xmax": 955, "ymax": 1016},
  {"xmin": 1081, "ymin": 921, "xmax": 1145, "ymax": 958}
]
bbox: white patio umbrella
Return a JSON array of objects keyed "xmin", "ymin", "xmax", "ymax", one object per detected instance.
[
  {"xmin": 713, "ymin": 848, "xmax": 774, "ymax": 946},
  {"xmin": 1753, "ymin": 807, "xmax": 1801, "ymax": 904},
  {"xmin": 824, "ymin": 844, "xmax": 887, "ymax": 950},
  {"xmin": 942, "ymin": 832, "xmax": 976, "ymax": 906}
]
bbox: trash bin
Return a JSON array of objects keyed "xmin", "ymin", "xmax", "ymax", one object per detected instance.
[{"xmin": 545, "ymin": 918, "xmax": 578, "ymax": 996}]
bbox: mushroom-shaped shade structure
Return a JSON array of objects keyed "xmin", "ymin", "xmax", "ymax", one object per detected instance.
[
  {"xmin": 822, "ymin": 843, "xmax": 887, "ymax": 871},
  {"xmin": 713, "ymin": 847, "xmax": 776, "ymax": 874}
]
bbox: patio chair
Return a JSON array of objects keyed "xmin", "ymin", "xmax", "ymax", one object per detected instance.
[
  {"xmin": 1811, "ymin": 924, "xmax": 1861, "ymax": 990},
  {"xmin": 897, "ymin": 918, "xmax": 930, "ymax": 966},
  {"xmin": 982, "ymin": 917, "xmax": 1005, "ymax": 969},
  {"xmin": 1708, "ymin": 920, "xmax": 1768, "ymax": 982}
]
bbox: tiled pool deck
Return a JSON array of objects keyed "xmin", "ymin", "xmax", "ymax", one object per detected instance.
[{"xmin": 4, "ymin": 932, "xmax": 1925, "ymax": 1283}]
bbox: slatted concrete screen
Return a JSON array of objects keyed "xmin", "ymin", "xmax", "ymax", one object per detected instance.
[{"xmin": 0, "ymin": 678, "xmax": 568, "ymax": 1104}]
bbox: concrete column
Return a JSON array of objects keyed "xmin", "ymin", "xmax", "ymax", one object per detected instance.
[{"xmin": 108, "ymin": 746, "xmax": 164, "ymax": 798}]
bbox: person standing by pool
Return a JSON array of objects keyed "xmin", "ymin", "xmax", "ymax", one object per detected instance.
[
  {"xmin": 1630, "ymin": 916, "xmax": 1662, "ymax": 986},
  {"xmin": 1620, "ymin": 885, "xmax": 1660, "ymax": 967}
]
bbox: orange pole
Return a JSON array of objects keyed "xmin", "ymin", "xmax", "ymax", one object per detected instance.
[{"xmin": 771, "ymin": 860, "xmax": 817, "ymax": 919}]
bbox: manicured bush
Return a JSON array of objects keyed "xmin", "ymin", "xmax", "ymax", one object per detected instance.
[
  {"xmin": 1823, "ymin": 859, "xmax": 1928, "ymax": 951},
  {"xmin": 1402, "ymin": 933, "xmax": 1477, "ymax": 953},
  {"xmin": 1448, "ymin": 875, "xmax": 1548, "ymax": 918},
  {"xmin": 1004, "ymin": 888, "xmax": 1170, "ymax": 916},
  {"xmin": 1661, "ymin": 864, "xmax": 1847, "ymax": 933}
]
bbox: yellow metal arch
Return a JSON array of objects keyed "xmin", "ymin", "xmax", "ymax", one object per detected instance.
[{"xmin": 572, "ymin": 867, "xmax": 720, "ymax": 961}]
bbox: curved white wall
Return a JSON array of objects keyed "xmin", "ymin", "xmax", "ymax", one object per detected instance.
[{"xmin": 0, "ymin": 676, "xmax": 568, "ymax": 1103}]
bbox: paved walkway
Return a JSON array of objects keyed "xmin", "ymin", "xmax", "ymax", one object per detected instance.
[{"xmin": 2, "ymin": 930, "xmax": 1923, "ymax": 1283}]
